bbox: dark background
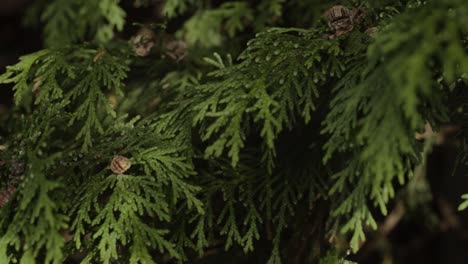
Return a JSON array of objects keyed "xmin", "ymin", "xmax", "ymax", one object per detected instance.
[{"xmin": 0, "ymin": 0, "xmax": 40, "ymax": 108}]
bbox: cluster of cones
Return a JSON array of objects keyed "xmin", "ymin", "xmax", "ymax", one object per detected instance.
[
  {"xmin": 132, "ymin": 27, "xmax": 188, "ymax": 62},
  {"xmin": 323, "ymin": 5, "xmax": 378, "ymax": 39}
]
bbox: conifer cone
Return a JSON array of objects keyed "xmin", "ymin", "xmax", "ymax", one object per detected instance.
[
  {"xmin": 324, "ymin": 5, "xmax": 367, "ymax": 39},
  {"xmin": 132, "ymin": 28, "xmax": 157, "ymax": 57},
  {"xmin": 164, "ymin": 40, "xmax": 188, "ymax": 63},
  {"xmin": 324, "ymin": 5, "xmax": 354, "ymax": 39},
  {"xmin": 110, "ymin": 155, "xmax": 132, "ymax": 174}
]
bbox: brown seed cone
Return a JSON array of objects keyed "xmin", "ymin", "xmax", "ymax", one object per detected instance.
[
  {"xmin": 110, "ymin": 155, "xmax": 132, "ymax": 174},
  {"xmin": 323, "ymin": 5, "xmax": 351, "ymax": 24},
  {"xmin": 132, "ymin": 28, "xmax": 157, "ymax": 57},
  {"xmin": 324, "ymin": 5, "xmax": 368, "ymax": 39},
  {"xmin": 165, "ymin": 40, "xmax": 188, "ymax": 63}
]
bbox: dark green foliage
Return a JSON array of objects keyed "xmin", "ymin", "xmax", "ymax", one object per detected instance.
[{"xmin": 0, "ymin": 0, "xmax": 467, "ymax": 263}]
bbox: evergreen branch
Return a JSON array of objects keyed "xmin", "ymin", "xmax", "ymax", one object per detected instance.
[
  {"xmin": 42, "ymin": 0, "xmax": 125, "ymax": 47},
  {"xmin": 0, "ymin": 158, "xmax": 68, "ymax": 264},
  {"xmin": 0, "ymin": 50, "xmax": 49, "ymax": 107},
  {"xmin": 67, "ymin": 50, "xmax": 128, "ymax": 151},
  {"xmin": 181, "ymin": 2, "xmax": 254, "ymax": 47},
  {"xmin": 194, "ymin": 29, "xmax": 341, "ymax": 166}
]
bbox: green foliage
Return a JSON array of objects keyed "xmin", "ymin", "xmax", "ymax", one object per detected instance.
[
  {"xmin": 0, "ymin": 50, "xmax": 49, "ymax": 107},
  {"xmin": 1, "ymin": 48, "xmax": 129, "ymax": 151},
  {"xmin": 41, "ymin": 0, "xmax": 125, "ymax": 47},
  {"xmin": 168, "ymin": 0, "xmax": 288, "ymax": 48},
  {"xmin": 193, "ymin": 28, "xmax": 342, "ymax": 167},
  {"xmin": 458, "ymin": 194, "xmax": 468, "ymax": 211},
  {"xmin": 66, "ymin": 50, "xmax": 128, "ymax": 151},
  {"xmin": 181, "ymin": 2, "xmax": 253, "ymax": 47},
  {"xmin": 322, "ymin": 0, "xmax": 468, "ymax": 251},
  {"xmin": 1, "ymin": 0, "xmax": 468, "ymax": 263},
  {"xmin": 0, "ymin": 158, "xmax": 68, "ymax": 264},
  {"xmin": 73, "ymin": 174, "xmax": 178, "ymax": 264},
  {"xmin": 163, "ymin": 0, "xmax": 197, "ymax": 18}
]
